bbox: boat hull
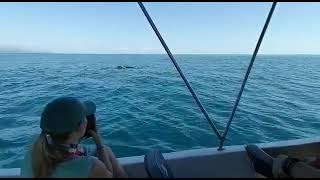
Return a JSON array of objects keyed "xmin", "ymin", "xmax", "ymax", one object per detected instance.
[{"xmin": 1, "ymin": 137, "xmax": 319, "ymax": 178}]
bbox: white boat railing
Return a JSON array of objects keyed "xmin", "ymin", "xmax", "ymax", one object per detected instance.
[{"xmin": 1, "ymin": 137, "xmax": 320, "ymax": 178}]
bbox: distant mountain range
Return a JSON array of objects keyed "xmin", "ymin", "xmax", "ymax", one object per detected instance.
[{"xmin": 0, "ymin": 47, "xmax": 50, "ymax": 53}]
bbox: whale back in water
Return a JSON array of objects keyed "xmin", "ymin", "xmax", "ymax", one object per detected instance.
[{"xmin": 116, "ymin": 65, "xmax": 135, "ymax": 69}]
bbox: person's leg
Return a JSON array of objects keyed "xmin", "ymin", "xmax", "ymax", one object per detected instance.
[
  {"xmin": 273, "ymin": 154, "xmax": 320, "ymax": 178},
  {"xmin": 272, "ymin": 155, "xmax": 291, "ymax": 178}
]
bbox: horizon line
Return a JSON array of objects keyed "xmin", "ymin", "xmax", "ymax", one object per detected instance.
[{"xmin": 0, "ymin": 52, "xmax": 320, "ymax": 56}]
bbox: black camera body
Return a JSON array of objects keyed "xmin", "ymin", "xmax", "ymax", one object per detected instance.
[{"xmin": 83, "ymin": 114, "xmax": 97, "ymax": 138}]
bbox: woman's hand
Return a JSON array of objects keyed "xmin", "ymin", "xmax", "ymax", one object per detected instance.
[{"xmin": 88, "ymin": 129, "xmax": 103, "ymax": 148}]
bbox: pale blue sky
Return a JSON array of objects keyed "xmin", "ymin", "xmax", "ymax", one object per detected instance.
[{"xmin": 0, "ymin": 2, "xmax": 319, "ymax": 54}]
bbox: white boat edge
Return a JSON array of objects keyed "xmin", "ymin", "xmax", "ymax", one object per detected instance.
[{"xmin": 1, "ymin": 137, "xmax": 319, "ymax": 178}]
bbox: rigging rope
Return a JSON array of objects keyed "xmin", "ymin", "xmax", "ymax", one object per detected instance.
[
  {"xmin": 219, "ymin": 2, "xmax": 277, "ymax": 150},
  {"xmin": 138, "ymin": 2, "xmax": 222, "ymax": 140},
  {"xmin": 138, "ymin": 2, "xmax": 277, "ymax": 150}
]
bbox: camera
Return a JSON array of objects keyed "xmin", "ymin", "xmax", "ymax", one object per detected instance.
[{"xmin": 83, "ymin": 113, "xmax": 97, "ymax": 138}]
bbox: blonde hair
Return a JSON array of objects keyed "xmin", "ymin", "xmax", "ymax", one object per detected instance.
[{"xmin": 31, "ymin": 131, "xmax": 71, "ymax": 178}]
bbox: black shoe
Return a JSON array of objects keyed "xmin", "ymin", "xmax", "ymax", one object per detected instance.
[
  {"xmin": 245, "ymin": 144, "xmax": 274, "ymax": 178},
  {"xmin": 144, "ymin": 150, "xmax": 174, "ymax": 178}
]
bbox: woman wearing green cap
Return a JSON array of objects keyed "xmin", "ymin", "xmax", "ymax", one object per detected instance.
[{"xmin": 20, "ymin": 97, "xmax": 127, "ymax": 178}]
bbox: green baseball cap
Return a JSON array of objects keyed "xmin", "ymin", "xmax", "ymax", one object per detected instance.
[{"xmin": 40, "ymin": 97, "xmax": 96, "ymax": 134}]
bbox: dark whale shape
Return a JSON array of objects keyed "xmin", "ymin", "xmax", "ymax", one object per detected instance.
[{"xmin": 116, "ymin": 65, "xmax": 135, "ymax": 69}]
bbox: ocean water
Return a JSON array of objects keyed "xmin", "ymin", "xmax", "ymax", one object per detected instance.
[{"xmin": 0, "ymin": 53, "xmax": 319, "ymax": 168}]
